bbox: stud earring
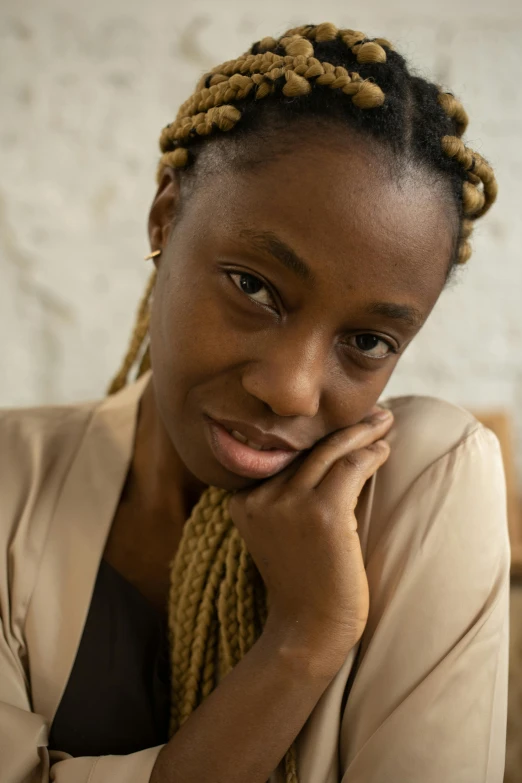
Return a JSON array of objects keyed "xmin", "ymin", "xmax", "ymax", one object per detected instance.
[{"xmin": 144, "ymin": 250, "xmax": 161, "ymax": 260}]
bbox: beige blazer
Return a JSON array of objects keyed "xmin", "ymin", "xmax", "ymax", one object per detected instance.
[{"xmin": 0, "ymin": 373, "xmax": 510, "ymax": 783}]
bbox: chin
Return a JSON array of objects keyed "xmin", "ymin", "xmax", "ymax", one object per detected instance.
[{"xmin": 194, "ymin": 459, "xmax": 267, "ymax": 494}]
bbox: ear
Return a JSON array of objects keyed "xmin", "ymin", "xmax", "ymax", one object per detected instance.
[{"xmin": 147, "ymin": 167, "xmax": 181, "ymax": 263}]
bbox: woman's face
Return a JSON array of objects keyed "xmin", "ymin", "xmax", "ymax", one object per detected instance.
[{"xmin": 148, "ymin": 131, "xmax": 455, "ymax": 492}]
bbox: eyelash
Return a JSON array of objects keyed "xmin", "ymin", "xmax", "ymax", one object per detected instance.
[{"xmin": 226, "ymin": 270, "xmax": 398, "ymax": 361}]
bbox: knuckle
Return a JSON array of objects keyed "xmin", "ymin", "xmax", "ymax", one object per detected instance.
[
  {"xmin": 326, "ymin": 428, "xmax": 350, "ymax": 447},
  {"xmin": 340, "ymin": 452, "xmax": 363, "ymax": 471},
  {"xmin": 311, "ymin": 497, "xmax": 335, "ymax": 526},
  {"xmin": 240, "ymin": 490, "xmax": 257, "ymax": 516},
  {"xmin": 369, "ymin": 439, "xmax": 390, "ymax": 455},
  {"xmin": 273, "ymin": 492, "xmax": 293, "ymax": 515},
  {"xmin": 364, "ymin": 441, "xmax": 390, "ymax": 468},
  {"xmin": 272, "ymin": 489, "xmax": 303, "ymax": 518}
]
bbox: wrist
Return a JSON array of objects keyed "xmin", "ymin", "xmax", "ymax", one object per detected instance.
[{"xmin": 259, "ymin": 615, "xmax": 350, "ymax": 682}]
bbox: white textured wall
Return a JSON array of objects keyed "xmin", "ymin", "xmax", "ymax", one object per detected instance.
[{"xmin": 1, "ymin": 0, "xmax": 521, "ymax": 479}]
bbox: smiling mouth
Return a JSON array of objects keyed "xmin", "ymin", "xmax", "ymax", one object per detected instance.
[
  {"xmin": 207, "ymin": 413, "xmax": 304, "ymax": 451},
  {"xmin": 206, "ymin": 418, "xmax": 301, "ymax": 479}
]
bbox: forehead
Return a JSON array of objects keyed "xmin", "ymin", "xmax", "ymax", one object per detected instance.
[{"xmin": 182, "ymin": 133, "xmax": 454, "ymax": 308}]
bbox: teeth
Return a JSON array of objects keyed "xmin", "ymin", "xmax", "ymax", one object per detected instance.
[
  {"xmin": 230, "ymin": 429, "xmax": 248, "ymax": 444},
  {"xmin": 230, "ymin": 429, "xmax": 271, "ymax": 451}
]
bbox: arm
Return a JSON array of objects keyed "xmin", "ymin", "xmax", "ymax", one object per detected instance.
[
  {"xmin": 0, "ymin": 630, "xmax": 163, "ymax": 783},
  {"xmin": 339, "ymin": 424, "xmax": 510, "ymax": 782},
  {"xmin": 0, "ymin": 611, "xmax": 340, "ymax": 783},
  {"xmin": 150, "ymin": 625, "xmax": 338, "ymax": 783}
]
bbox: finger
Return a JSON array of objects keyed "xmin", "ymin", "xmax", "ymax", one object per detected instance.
[
  {"xmin": 285, "ymin": 412, "xmax": 393, "ymax": 491},
  {"xmin": 314, "ymin": 439, "xmax": 390, "ymax": 516},
  {"xmin": 230, "ymin": 410, "xmax": 393, "ymax": 504}
]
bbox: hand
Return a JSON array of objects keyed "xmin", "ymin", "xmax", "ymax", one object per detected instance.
[{"xmin": 227, "ymin": 409, "xmax": 393, "ymax": 672}]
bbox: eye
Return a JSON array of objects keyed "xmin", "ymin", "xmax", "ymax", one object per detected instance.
[
  {"xmin": 228, "ymin": 271, "xmax": 277, "ymax": 310},
  {"xmin": 226, "ymin": 271, "xmax": 396, "ymax": 360},
  {"xmin": 346, "ymin": 334, "xmax": 396, "ymax": 359}
]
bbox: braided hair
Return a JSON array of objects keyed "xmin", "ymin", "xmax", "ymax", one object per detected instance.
[{"xmin": 108, "ymin": 23, "xmax": 498, "ymax": 781}]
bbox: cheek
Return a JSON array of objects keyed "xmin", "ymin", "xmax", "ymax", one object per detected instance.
[
  {"xmin": 334, "ymin": 374, "xmax": 395, "ymax": 426},
  {"xmin": 149, "ymin": 272, "xmax": 240, "ymax": 383}
]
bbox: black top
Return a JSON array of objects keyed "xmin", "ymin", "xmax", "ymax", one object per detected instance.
[{"xmin": 48, "ymin": 558, "xmax": 171, "ymax": 756}]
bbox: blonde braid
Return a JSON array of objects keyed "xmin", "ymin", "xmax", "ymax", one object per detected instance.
[
  {"xmin": 237, "ymin": 539, "xmax": 257, "ymax": 657},
  {"xmin": 107, "ymin": 268, "xmax": 156, "ymax": 394},
  {"xmin": 438, "ymin": 109, "xmax": 497, "ymax": 262},
  {"xmin": 172, "ymin": 493, "xmax": 231, "ymax": 728},
  {"xmin": 201, "ymin": 613, "xmax": 219, "ymax": 699},
  {"xmin": 157, "ymin": 25, "xmax": 390, "ymax": 185},
  {"xmin": 166, "ymin": 486, "xmax": 299, "ymax": 780},
  {"xmin": 107, "ymin": 25, "xmax": 499, "ymax": 783},
  {"xmin": 217, "ymin": 526, "xmax": 243, "ymax": 673},
  {"xmin": 154, "ymin": 22, "xmax": 497, "ymax": 268}
]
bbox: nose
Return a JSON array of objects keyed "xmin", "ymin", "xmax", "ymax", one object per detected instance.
[{"xmin": 240, "ymin": 333, "xmax": 327, "ymax": 418}]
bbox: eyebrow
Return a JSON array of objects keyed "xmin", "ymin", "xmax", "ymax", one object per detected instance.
[
  {"xmin": 237, "ymin": 226, "xmax": 424, "ymax": 329},
  {"xmin": 366, "ymin": 301, "xmax": 424, "ymax": 328},
  {"xmin": 238, "ymin": 227, "xmax": 316, "ymax": 286}
]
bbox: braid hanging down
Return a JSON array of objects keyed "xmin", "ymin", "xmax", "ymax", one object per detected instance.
[{"xmin": 108, "ymin": 23, "xmax": 498, "ymax": 782}]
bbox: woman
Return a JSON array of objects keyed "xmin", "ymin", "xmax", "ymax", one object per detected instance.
[{"xmin": 0, "ymin": 21, "xmax": 509, "ymax": 783}]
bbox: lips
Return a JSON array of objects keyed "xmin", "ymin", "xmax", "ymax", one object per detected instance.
[
  {"xmin": 206, "ymin": 418, "xmax": 302, "ymax": 479},
  {"xmin": 208, "ymin": 415, "xmax": 304, "ymax": 451}
]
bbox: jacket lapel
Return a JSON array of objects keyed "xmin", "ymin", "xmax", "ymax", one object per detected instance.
[{"xmin": 25, "ymin": 373, "xmax": 150, "ymax": 725}]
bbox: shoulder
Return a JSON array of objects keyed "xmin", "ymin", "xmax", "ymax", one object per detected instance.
[
  {"xmin": 369, "ymin": 394, "xmax": 506, "ymax": 542},
  {"xmin": 383, "ymin": 393, "xmax": 488, "ymax": 464},
  {"xmin": 361, "ymin": 394, "xmax": 509, "ymax": 622},
  {"xmin": 0, "ymin": 397, "xmax": 99, "ymax": 548},
  {"xmin": 0, "ymin": 374, "xmax": 148, "ymax": 550},
  {"xmin": 0, "ymin": 378, "xmax": 146, "ymax": 634},
  {"xmin": 0, "ymin": 397, "xmax": 98, "ymax": 481}
]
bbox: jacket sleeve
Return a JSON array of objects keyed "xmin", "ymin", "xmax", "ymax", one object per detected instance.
[
  {"xmin": 0, "ymin": 639, "xmax": 163, "ymax": 783},
  {"xmin": 339, "ymin": 424, "xmax": 510, "ymax": 783},
  {"xmin": 49, "ymin": 748, "xmax": 163, "ymax": 782}
]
